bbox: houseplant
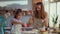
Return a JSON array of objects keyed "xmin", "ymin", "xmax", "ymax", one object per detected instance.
[{"xmin": 52, "ymin": 15, "xmax": 58, "ymax": 28}]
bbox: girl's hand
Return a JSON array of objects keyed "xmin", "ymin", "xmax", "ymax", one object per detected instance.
[{"xmin": 23, "ymin": 23, "xmax": 27, "ymax": 27}]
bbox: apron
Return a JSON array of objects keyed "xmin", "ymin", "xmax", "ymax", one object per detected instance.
[
  {"xmin": 11, "ymin": 24, "xmax": 22, "ymax": 34},
  {"xmin": 33, "ymin": 18, "xmax": 46, "ymax": 34},
  {"xmin": 11, "ymin": 18, "xmax": 22, "ymax": 34}
]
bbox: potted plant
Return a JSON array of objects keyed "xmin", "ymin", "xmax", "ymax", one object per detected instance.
[{"xmin": 52, "ymin": 15, "xmax": 58, "ymax": 29}]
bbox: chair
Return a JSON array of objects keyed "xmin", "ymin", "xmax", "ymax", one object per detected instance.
[{"xmin": 0, "ymin": 16, "xmax": 6, "ymax": 34}]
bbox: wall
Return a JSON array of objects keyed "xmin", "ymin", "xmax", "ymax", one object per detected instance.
[
  {"xmin": 0, "ymin": 0, "xmax": 32, "ymax": 10},
  {"xmin": 44, "ymin": 0, "xmax": 60, "ymax": 27}
]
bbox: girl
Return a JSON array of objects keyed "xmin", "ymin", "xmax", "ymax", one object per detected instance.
[{"xmin": 11, "ymin": 9, "xmax": 24, "ymax": 34}]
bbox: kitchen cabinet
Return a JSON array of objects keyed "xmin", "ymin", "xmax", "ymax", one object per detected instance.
[{"xmin": 33, "ymin": 0, "xmax": 42, "ymax": 3}]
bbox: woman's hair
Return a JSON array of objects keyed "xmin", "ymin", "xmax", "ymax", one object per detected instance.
[
  {"xmin": 14, "ymin": 9, "xmax": 22, "ymax": 18},
  {"xmin": 34, "ymin": 2, "xmax": 47, "ymax": 19}
]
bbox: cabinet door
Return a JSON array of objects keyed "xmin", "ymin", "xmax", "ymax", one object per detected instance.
[{"xmin": 33, "ymin": 0, "xmax": 42, "ymax": 3}]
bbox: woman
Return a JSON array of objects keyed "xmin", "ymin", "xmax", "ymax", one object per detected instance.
[
  {"xmin": 11, "ymin": 9, "xmax": 24, "ymax": 34},
  {"xmin": 33, "ymin": 2, "xmax": 48, "ymax": 31}
]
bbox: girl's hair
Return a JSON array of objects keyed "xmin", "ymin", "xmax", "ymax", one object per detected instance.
[
  {"xmin": 5, "ymin": 10, "xmax": 8, "ymax": 13},
  {"xmin": 14, "ymin": 9, "xmax": 22, "ymax": 19},
  {"xmin": 34, "ymin": 2, "xmax": 47, "ymax": 19}
]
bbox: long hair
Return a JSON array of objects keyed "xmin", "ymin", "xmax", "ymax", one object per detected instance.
[{"xmin": 34, "ymin": 2, "xmax": 47, "ymax": 19}]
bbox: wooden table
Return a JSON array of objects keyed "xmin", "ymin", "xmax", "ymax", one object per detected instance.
[
  {"xmin": 50, "ymin": 28, "xmax": 60, "ymax": 34},
  {"xmin": 40, "ymin": 31, "xmax": 48, "ymax": 34},
  {"xmin": 52, "ymin": 30, "xmax": 60, "ymax": 34}
]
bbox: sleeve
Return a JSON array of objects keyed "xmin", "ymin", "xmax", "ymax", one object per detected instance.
[{"xmin": 12, "ymin": 18, "xmax": 22, "ymax": 23}]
